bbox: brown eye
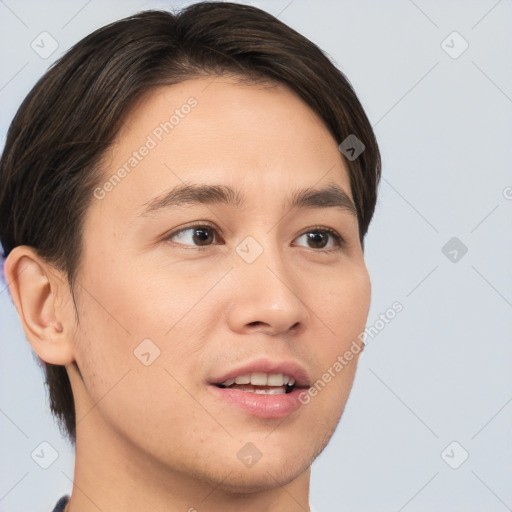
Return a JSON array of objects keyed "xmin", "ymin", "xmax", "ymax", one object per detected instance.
[
  {"xmin": 294, "ymin": 228, "xmax": 343, "ymax": 251},
  {"xmin": 167, "ymin": 225, "xmax": 218, "ymax": 247}
]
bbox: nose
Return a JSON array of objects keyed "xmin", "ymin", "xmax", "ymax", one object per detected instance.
[{"xmin": 225, "ymin": 243, "xmax": 310, "ymax": 337}]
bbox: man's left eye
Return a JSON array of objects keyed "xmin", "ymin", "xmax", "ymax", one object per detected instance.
[{"xmin": 294, "ymin": 229, "xmax": 343, "ymax": 250}]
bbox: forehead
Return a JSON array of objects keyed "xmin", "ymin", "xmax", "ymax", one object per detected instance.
[{"xmin": 88, "ymin": 76, "xmax": 352, "ymax": 224}]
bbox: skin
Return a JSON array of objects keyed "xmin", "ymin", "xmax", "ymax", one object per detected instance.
[{"xmin": 5, "ymin": 76, "xmax": 371, "ymax": 512}]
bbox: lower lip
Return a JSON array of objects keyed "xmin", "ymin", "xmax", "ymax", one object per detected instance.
[{"xmin": 209, "ymin": 385, "xmax": 304, "ymax": 418}]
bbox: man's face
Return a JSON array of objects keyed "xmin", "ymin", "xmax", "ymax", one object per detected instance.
[{"xmin": 70, "ymin": 76, "xmax": 371, "ymax": 491}]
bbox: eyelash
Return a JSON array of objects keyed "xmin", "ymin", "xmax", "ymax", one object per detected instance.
[{"xmin": 163, "ymin": 223, "xmax": 345, "ymax": 253}]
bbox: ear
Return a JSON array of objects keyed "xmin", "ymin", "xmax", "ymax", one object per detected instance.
[{"xmin": 4, "ymin": 246, "xmax": 75, "ymax": 365}]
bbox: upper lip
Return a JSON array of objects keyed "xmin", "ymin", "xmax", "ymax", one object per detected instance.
[{"xmin": 209, "ymin": 357, "xmax": 311, "ymax": 388}]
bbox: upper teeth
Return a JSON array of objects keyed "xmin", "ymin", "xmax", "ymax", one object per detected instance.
[{"xmin": 221, "ymin": 372, "xmax": 296, "ymax": 387}]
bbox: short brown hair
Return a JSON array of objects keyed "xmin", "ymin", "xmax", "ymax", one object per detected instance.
[{"xmin": 0, "ymin": 2, "xmax": 381, "ymax": 442}]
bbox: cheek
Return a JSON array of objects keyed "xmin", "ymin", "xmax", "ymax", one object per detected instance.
[
  {"xmin": 300, "ymin": 262, "xmax": 370, "ymax": 410},
  {"xmin": 70, "ymin": 261, "xmax": 222, "ymax": 410},
  {"xmin": 312, "ymin": 263, "xmax": 371, "ymax": 351},
  {"xmin": 71, "ymin": 296, "xmax": 134, "ymax": 404},
  {"xmin": 91, "ymin": 253, "xmax": 230, "ymax": 344},
  {"xmin": 71, "ymin": 295, "xmax": 205, "ymax": 441}
]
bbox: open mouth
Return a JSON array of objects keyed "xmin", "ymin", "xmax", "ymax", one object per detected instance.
[
  {"xmin": 209, "ymin": 367, "xmax": 309, "ymax": 418},
  {"xmin": 214, "ymin": 372, "xmax": 296, "ymax": 395}
]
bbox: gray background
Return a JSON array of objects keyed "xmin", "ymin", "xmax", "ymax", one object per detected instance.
[{"xmin": 1, "ymin": 1, "xmax": 511, "ymax": 511}]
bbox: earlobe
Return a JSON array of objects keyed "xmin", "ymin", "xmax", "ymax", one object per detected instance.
[{"xmin": 4, "ymin": 246, "xmax": 75, "ymax": 365}]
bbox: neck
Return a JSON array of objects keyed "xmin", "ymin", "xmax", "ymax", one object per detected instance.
[{"xmin": 66, "ymin": 411, "xmax": 311, "ymax": 512}]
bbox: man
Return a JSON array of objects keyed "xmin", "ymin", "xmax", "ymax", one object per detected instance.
[{"xmin": 0, "ymin": 3, "xmax": 380, "ymax": 511}]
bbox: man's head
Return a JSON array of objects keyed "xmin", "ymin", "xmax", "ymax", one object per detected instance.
[{"xmin": 1, "ymin": 2, "xmax": 380, "ymax": 493}]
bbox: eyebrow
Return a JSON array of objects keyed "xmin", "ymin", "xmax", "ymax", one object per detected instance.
[{"xmin": 140, "ymin": 182, "xmax": 357, "ymax": 217}]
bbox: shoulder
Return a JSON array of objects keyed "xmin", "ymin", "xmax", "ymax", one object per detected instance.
[{"xmin": 51, "ymin": 495, "xmax": 69, "ymax": 512}]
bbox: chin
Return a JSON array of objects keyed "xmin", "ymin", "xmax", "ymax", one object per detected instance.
[
  {"xmin": 177, "ymin": 435, "xmax": 315, "ymax": 495},
  {"xmin": 210, "ymin": 458, "xmax": 311, "ymax": 495}
]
